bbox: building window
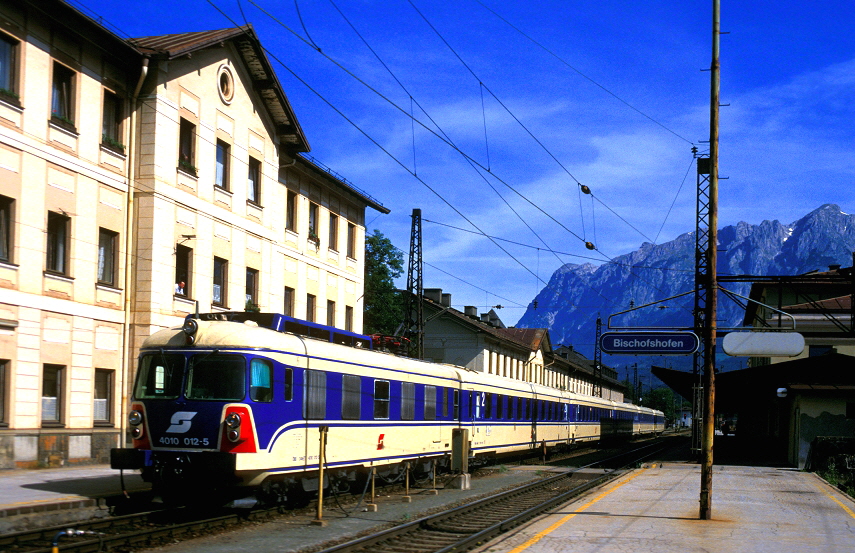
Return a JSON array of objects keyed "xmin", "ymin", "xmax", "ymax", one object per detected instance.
[
  {"xmin": 217, "ymin": 64, "xmax": 235, "ymax": 104},
  {"xmin": 308, "ymin": 202, "xmax": 319, "ymax": 242},
  {"xmin": 97, "ymin": 228, "xmax": 117, "ymax": 286},
  {"xmin": 178, "ymin": 118, "xmax": 196, "ymax": 175},
  {"xmin": 101, "ymin": 90, "xmax": 123, "ymax": 153},
  {"xmin": 93, "ymin": 369, "xmax": 113, "ymax": 424},
  {"xmin": 0, "ymin": 194, "xmax": 12, "ymax": 263},
  {"xmin": 213, "ymin": 257, "xmax": 228, "ymax": 306},
  {"xmin": 0, "ymin": 359, "xmax": 7, "ymax": 425},
  {"xmin": 42, "ymin": 364, "xmax": 64, "ymax": 425},
  {"xmin": 306, "ymin": 293, "xmax": 316, "ymax": 322},
  {"xmin": 346, "ymin": 222, "xmax": 356, "ymax": 259},
  {"xmin": 283, "ymin": 286, "xmax": 294, "ymax": 317},
  {"xmin": 51, "ymin": 62, "xmax": 75, "ymax": 127},
  {"xmin": 286, "ymin": 190, "xmax": 297, "ymax": 231},
  {"xmin": 46, "ymin": 211, "xmax": 69, "ymax": 275},
  {"xmin": 327, "ymin": 300, "xmax": 335, "ymax": 327},
  {"xmin": 328, "ymin": 213, "xmax": 338, "ymax": 251},
  {"xmin": 0, "ymin": 34, "xmax": 19, "ymax": 102},
  {"xmin": 374, "ymin": 380, "xmax": 390, "ymax": 419},
  {"xmin": 345, "ymin": 305, "xmax": 353, "ymax": 332},
  {"xmin": 245, "ymin": 267, "xmax": 258, "ymax": 310},
  {"xmin": 175, "ymin": 244, "xmax": 192, "ymax": 297},
  {"xmin": 247, "ymin": 157, "xmax": 261, "ymax": 204},
  {"xmin": 215, "ymin": 140, "xmax": 230, "ymax": 190}
]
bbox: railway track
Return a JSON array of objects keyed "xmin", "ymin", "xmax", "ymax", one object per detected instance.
[
  {"xmin": 1, "ymin": 437, "xmax": 672, "ymax": 553},
  {"xmin": 314, "ymin": 439, "xmax": 671, "ymax": 553}
]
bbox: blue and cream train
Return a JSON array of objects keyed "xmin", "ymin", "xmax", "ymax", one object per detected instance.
[{"xmin": 111, "ymin": 313, "xmax": 663, "ymax": 501}]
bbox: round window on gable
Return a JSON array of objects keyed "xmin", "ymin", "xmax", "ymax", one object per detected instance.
[{"xmin": 217, "ymin": 64, "xmax": 235, "ymax": 104}]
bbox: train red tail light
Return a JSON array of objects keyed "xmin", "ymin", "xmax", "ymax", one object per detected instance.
[{"xmin": 220, "ymin": 406, "xmax": 256, "ymax": 453}]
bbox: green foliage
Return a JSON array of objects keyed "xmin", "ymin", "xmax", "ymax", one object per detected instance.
[
  {"xmin": 245, "ymin": 299, "xmax": 260, "ymax": 313},
  {"xmin": 641, "ymin": 387, "xmax": 678, "ymax": 425},
  {"xmin": 363, "ymin": 229, "xmax": 404, "ymax": 336}
]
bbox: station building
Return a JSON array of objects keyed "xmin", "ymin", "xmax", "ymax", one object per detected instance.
[
  {"xmin": 0, "ymin": 1, "xmax": 387, "ymax": 468},
  {"xmin": 420, "ymin": 289, "xmax": 625, "ymax": 402},
  {"xmin": 654, "ymin": 261, "xmax": 855, "ymax": 468}
]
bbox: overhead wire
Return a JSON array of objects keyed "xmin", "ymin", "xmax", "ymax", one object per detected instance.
[{"xmin": 232, "ymin": 0, "xmax": 701, "ymax": 316}]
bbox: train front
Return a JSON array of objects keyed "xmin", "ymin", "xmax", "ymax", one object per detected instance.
[{"xmin": 111, "ymin": 319, "xmax": 263, "ymax": 498}]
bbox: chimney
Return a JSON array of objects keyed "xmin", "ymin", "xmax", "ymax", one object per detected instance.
[
  {"xmin": 480, "ymin": 313, "xmax": 490, "ymax": 324},
  {"xmin": 441, "ymin": 293, "xmax": 452, "ymax": 307},
  {"xmin": 423, "ymin": 288, "xmax": 442, "ymax": 303},
  {"xmin": 464, "ymin": 306, "xmax": 478, "ymax": 318},
  {"xmin": 829, "ymin": 264, "xmax": 841, "ymax": 272}
]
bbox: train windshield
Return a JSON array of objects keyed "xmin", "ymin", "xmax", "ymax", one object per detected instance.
[
  {"xmin": 185, "ymin": 353, "xmax": 245, "ymax": 401},
  {"xmin": 135, "ymin": 353, "xmax": 184, "ymax": 399}
]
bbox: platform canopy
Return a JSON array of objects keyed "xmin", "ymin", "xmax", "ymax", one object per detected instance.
[{"xmin": 651, "ymin": 352, "xmax": 855, "ymax": 411}]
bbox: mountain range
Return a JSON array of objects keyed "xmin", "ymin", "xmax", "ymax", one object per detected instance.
[{"xmin": 516, "ymin": 204, "xmax": 855, "ymax": 372}]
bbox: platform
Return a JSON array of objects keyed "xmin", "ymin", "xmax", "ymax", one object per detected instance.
[
  {"xmin": 478, "ymin": 462, "xmax": 855, "ymax": 553},
  {"xmin": 0, "ymin": 465, "xmax": 149, "ymax": 532}
]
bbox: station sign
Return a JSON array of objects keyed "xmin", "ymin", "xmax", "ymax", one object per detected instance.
[
  {"xmin": 722, "ymin": 332, "xmax": 805, "ymax": 357},
  {"xmin": 600, "ymin": 331, "xmax": 700, "ymax": 355}
]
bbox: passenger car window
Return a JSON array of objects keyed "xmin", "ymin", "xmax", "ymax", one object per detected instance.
[{"xmin": 250, "ymin": 359, "xmax": 272, "ymax": 402}]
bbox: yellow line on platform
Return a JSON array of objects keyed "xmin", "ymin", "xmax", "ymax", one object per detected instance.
[
  {"xmin": 505, "ymin": 469, "xmax": 645, "ymax": 553},
  {"xmin": 814, "ymin": 480, "xmax": 855, "ymax": 520}
]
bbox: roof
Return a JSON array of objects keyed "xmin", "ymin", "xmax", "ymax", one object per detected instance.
[
  {"xmin": 131, "ymin": 26, "xmax": 309, "ymax": 153},
  {"xmin": 783, "ymin": 295, "xmax": 852, "ymax": 312},
  {"xmin": 496, "ymin": 328, "xmax": 549, "ymax": 352},
  {"xmin": 296, "ymin": 155, "xmax": 389, "ymax": 214},
  {"xmin": 652, "ymin": 352, "xmax": 855, "ymax": 408},
  {"xmin": 422, "ymin": 299, "xmax": 534, "ymax": 351}
]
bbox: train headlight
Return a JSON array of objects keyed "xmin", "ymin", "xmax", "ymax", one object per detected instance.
[
  {"xmin": 225, "ymin": 412, "xmax": 241, "ymax": 429},
  {"xmin": 129, "ymin": 410, "xmax": 143, "ymax": 426},
  {"xmin": 131, "ymin": 426, "xmax": 143, "ymax": 439},
  {"xmin": 227, "ymin": 429, "xmax": 241, "ymax": 442},
  {"xmin": 182, "ymin": 318, "xmax": 198, "ymax": 344}
]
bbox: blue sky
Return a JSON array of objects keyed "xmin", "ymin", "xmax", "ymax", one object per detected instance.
[{"xmin": 77, "ymin": 0, "xmax": 855, "ymax": 324}]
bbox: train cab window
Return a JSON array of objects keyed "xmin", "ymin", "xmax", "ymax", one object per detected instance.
[
  {"xmin": 186, "ymin": 354, "xmax": 245, "ymax": 401},
  {"xmin": 284, "ymin": 367, "xmax": 293, "ymax": 401},
  {"xmin": 453, "ymin": 389, "xmax": 460, "ymax": 419},
  {"xmin": 249, "ymin": 359, "xmax": 273, "ymax": 402},
  {"xmin": 135, "ymin": 354, "xmax": 184, "ymax": 399},
  {"xmin": 342, "ymin": 375, "xmax": 361, "ymax": 419},
  {"xmin": 401, "ymin": 382, "xmax": 415, "ymax": 420},
  {"xmin": 304, "ymin": 369, "xmax": 327, "ymax": 419},
  {"xmin": 424, "ymin": 385, "xmax": 436, "ymax": 420},
  {"xmin": 374, "ymin": 380, "xmax": 390, "ymax": 419}
]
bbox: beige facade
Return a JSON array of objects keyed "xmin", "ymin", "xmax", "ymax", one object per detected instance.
[
  {"xmin": 420, "ymin": 291, "xmax": 624, "ymax": 402},
  {"xmin": 0, "ymin": 2, "xmax": 387, "ymax": 469}
]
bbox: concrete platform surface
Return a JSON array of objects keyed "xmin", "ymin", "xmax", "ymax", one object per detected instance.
[
  {"xmin": 0, "ymin": 464, "xmax": 149, "ymax": 530},
  {"xmin": 478, "ymin": 463, "xmax": 855, "ymax": 553}
]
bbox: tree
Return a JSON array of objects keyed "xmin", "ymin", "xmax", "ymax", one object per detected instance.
[{"xmin": 363, "ymin": 230, "xmax": 404, "ymax": 335}]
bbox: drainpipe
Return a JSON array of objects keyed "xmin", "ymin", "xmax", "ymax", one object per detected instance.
[{"xmin": 119, "ymin": 57, "xmax": 149, "ymax": 449}]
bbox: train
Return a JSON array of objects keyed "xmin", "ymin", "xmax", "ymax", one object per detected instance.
[{"xmin": 111, "ymin": 312, "xmax": 664, "ymax": 504}]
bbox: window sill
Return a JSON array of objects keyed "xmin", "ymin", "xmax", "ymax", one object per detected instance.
[
  {"xmin": 44, "ymin": 271, "xmax": 74, "ymax": 282},
  {"xmin": 41, "ymin": 422, "xmax": 65, "ymax": 429},
  {"xmin": 100, "ymin": 142, "xmax": 127, "ymax": 158},
  {"xmin": 96, "ymin": 282, "xmax": 122, "ymax": 292},
  {"xmin": 94, "ymin": 421, "xmax": 115, "ymax": 428},
  {"xmin": 177, "ymin": 166, "xmax": 198, "ymax": 179},
  {"xmin": 211, "ymin": 304, "xmax": 230, "ymax": 312},
  {"xmin": 214, "ymin": 185, "xmax": 233, "ymax": 196},
  {"xmin": 0, "ymin": 93, "xmax": 22, "ymax": 111},
  {"xmin": 49, "ymin": 116, "xmax": 78, "ymax": 135},
  {"xmin": 0, "ymin": 259, "xmax": 19, "ymax": 270},
  {"xmin": 174, "ymin": 294, "xmax": 194, "ymax": 304}
]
